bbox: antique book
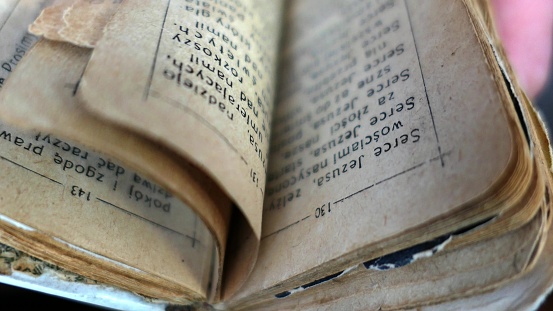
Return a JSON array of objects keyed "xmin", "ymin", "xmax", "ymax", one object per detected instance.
[{"xmin": 0, "ymin": 0, "xmax": 553, "ymax": 310}]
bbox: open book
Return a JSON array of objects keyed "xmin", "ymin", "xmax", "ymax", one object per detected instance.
[{"xmin": 1, "ymin": 0, "xmax": 553, "ymax": 309}]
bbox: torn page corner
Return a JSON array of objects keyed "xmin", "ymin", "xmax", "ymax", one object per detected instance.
[{"xmin": 29, "ymin": 0, "xmax": 121, "ymax": 48}]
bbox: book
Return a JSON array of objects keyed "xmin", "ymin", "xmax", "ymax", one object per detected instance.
[{"xmin": 0, "ymin": 0, "xmax": 552, "ymax": 309}]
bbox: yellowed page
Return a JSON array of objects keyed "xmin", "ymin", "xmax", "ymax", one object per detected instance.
[
  {"xmin": 232, "ymin": 0, "xmax": 529, "ymax": 300},
  {"xmin": 29, "ymin": 0, "xmax": 121, "ymax": 48},
  {"xmin": 0, "ymin": 124, "xmax": 216, "ymax": 301},
  {"xmin": 0, "ymin": 40, "xmax": 226, "ymax": 300},
  {"xmin": 0, "ymin": 0, "xmax": 223, "ymax": 302},
  {"xmin": 77, "ymin": 0, "xmax": 284, "ymax": 243},
  {"xmin": 0, "ymin": 0, "xmax": 49, "ymax": 90}
]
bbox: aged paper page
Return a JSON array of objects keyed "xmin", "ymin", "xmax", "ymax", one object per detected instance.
[
  {"xmin": 76, "ymin": 0, "xmax": 284, "ymax": 243},
  {"xmin": 0, "ymin": 40, "xmax": 224, "ymax": 300},
  {"xmin": 0, "ymin": 1, "xmax": 222, "ymax": 302},
  {"xmin": 233, "ymin": 0, "xmax": 529, "ymax": 300}
]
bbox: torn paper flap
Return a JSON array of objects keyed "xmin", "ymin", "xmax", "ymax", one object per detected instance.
[{"xmin": 29, "ymin": 0, "xmax": 121, "ymax": 48}]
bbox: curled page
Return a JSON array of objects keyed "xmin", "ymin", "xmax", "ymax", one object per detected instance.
[
  {"xmin": 0, "ymin": 39, "xmax": 228, "ymax": 301},
  {"xmin": 74, "ymin": 0, "xmax": 284, "ymax": 299},
  {"xmin": 0, "ymin": 0, "xmax": 232, "ymax": 301},
  {"xmin": 2, "ymin": 0, "xmax": 285, "ymax": 301}
]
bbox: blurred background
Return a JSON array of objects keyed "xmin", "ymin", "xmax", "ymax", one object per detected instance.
[
  {"xmin": 535, "ymin": 57, "xmax": 553, "ymax": 311},
  {"xmin": 537, "ymin": 73, "xmax": 553, "ymax": 125}
]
